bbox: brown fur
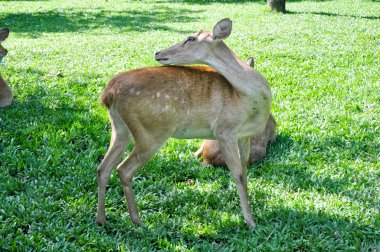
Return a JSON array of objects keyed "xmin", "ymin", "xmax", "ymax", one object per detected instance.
[
  {"xmin": 0, "ymin": 28, "xmax": 12, "ymax": 108},
  {"xmin": 100, "ymin": 66, "xmax": 246, "ymax": 146},
  {"xmin": 0, "ymin": 74, "xmax": 13, "ymax": 108},
  {"xmin": 101, "ymin": 65, "xmax": 239, "ymax": 109},
  {"xmin": 195, "ymin": 114, "xmax": 276, "ymax": 167}
]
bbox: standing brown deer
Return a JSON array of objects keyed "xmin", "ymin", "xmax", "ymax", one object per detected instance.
[
  {"xmin": 0, "ymin": 28, "xmax": 12, "ymax": 108},
  {"xmin": 97, "ymin": 18, "xmax": 271, "ymax": 228}
]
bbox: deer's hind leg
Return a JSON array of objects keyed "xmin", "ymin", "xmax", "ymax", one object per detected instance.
[
  {"xmin": 97, "ymin": 106, "xmax": 132, "ymax": 225},
  {"xmin": 117, "ymin": 128, "xmax": 171, "ymax": 225}
]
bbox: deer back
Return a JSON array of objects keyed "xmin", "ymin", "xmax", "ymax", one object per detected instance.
[{"xmin": 101, "ymin": 66, "xmax": 254, "ymax": 139}]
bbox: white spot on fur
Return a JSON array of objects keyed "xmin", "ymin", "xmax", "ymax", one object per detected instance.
[
  {"xmin": 163, "ymin": 105, "xmax": 170, "ymax": 112},
  {"xmin": 165, "ymin": 94, "xmax": 170, "ymax": 99},
  {"xmin": 136, "ymin": 91, "xmax": 141, "ymax": 96},
  {"xmin": 157, "ymin": 92, "xmax": 161, "ymax": 97}
]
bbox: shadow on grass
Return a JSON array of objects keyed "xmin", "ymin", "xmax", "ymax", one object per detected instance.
[
  {"xmin": 97, "ymin": 190, "xmax": 378, "ymax": 250},
  {"xmin": 0, "ymin": 0, "xmax": 47, "ymax": 1},
  {"xmin": 0, "ymin": 82, "xmax": 106, "ymax": 180},
  {"xmin": 1, "ymin": 7, "xmax": 203, "ymax": 36},
  {"xmin": 250, "ymin": 127, "xmax": 379, "ymax": 204},
  {"xmin": 157, "ymin": 0, "xmax": 331, "ymax": 4},
  {"xmin": 286, "ymin": 10, "xmax": 380, "ymax": 20},
  {"xmin": 136, "ymin": 128, "xmax": 378, "ymax": 210}
]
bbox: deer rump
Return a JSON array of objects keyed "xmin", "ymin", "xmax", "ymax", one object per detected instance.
[{"xmin": 101, "ymin": 65, "xmax": 256, "ymax": 140}]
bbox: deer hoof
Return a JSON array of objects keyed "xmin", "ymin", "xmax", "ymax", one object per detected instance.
[{"xmin": 96, "ymin": 215, "xmax": 107, "ymax": 225}]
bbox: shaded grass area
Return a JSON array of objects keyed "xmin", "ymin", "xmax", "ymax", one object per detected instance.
[
  {"xmin": 1, "ymin": 0, "xmax": 379, "ymax": 250},
  {"xmin": 2, "ymin": 8, "xmax": 202, "ymax": 35}
]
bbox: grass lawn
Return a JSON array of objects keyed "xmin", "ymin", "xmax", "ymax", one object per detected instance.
[{"xmin": 1, "ymin": 0, "xmax": 379, "ymax": 250}]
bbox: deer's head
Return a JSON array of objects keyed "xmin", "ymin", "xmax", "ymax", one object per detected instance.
[{"xmin": 155, "ymin": 18, "xmax": 232, "ymax": 65}]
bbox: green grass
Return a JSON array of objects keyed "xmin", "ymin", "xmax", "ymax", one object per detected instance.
[{"xmin": 1, "ymin": 0, "xmax": 379, "ymax": 250}]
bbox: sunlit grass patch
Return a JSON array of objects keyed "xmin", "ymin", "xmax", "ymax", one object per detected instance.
[{"xmin": 1, "ymin": 0, "xmax": 379, "ymax": 250}]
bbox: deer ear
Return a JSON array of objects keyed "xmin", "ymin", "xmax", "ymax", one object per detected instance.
[
  {"xmin": 0, "ymin": 28, "xmax": 9, "ymax": 41},
  {"xmin": 246, "ymin": 57, "xmax": 254, "ymax": 68},
  {"xmin": 212, "ymin": 18, "xmax": 232, "ymax": 40}
]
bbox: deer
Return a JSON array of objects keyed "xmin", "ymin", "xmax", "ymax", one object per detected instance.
[
  {"xmin": 97, "ymin": 18, "xmax": 271, "ymax": 228},
  {"xmin": 194, "ymin": 57, "xmax": 276, "ymax": 167},
  {"xmin": 0, "ymin": 28, "xmax": 12, "ymax": 108}
]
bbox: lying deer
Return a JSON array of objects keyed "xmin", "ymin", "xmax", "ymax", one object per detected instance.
[
  {"xmin": 0, "ymin": 28, "xmax": 12, "ymax": 108},
  {"xmin": 97, "ymin": 18, "xmax": 271, "ymax": 228},
  {"xmin": 194, "ymin": 57, "xmax": 276, "ymax": 167},
  {"xmin": 195, "ymin": 114, "xmax": 276, "ymax": 167}
]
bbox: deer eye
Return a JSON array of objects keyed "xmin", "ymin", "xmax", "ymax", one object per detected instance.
[{"xmin": 187, "ymin": 36, "xmax": 196, "ymax": 42}]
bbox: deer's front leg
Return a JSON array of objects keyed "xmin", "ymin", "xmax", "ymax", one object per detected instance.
[
  {"xmin": 217, "ymin": 133, "xmax": 255, "ymax": 228},
  {"xmin": 238, "ymin": 137, "xmax": 251, "ymax": 171}
]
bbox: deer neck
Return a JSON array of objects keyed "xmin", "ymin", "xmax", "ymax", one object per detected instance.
[{"xmin": 204, "ymin": 42, "xmax": 257, "ymax": 96}]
